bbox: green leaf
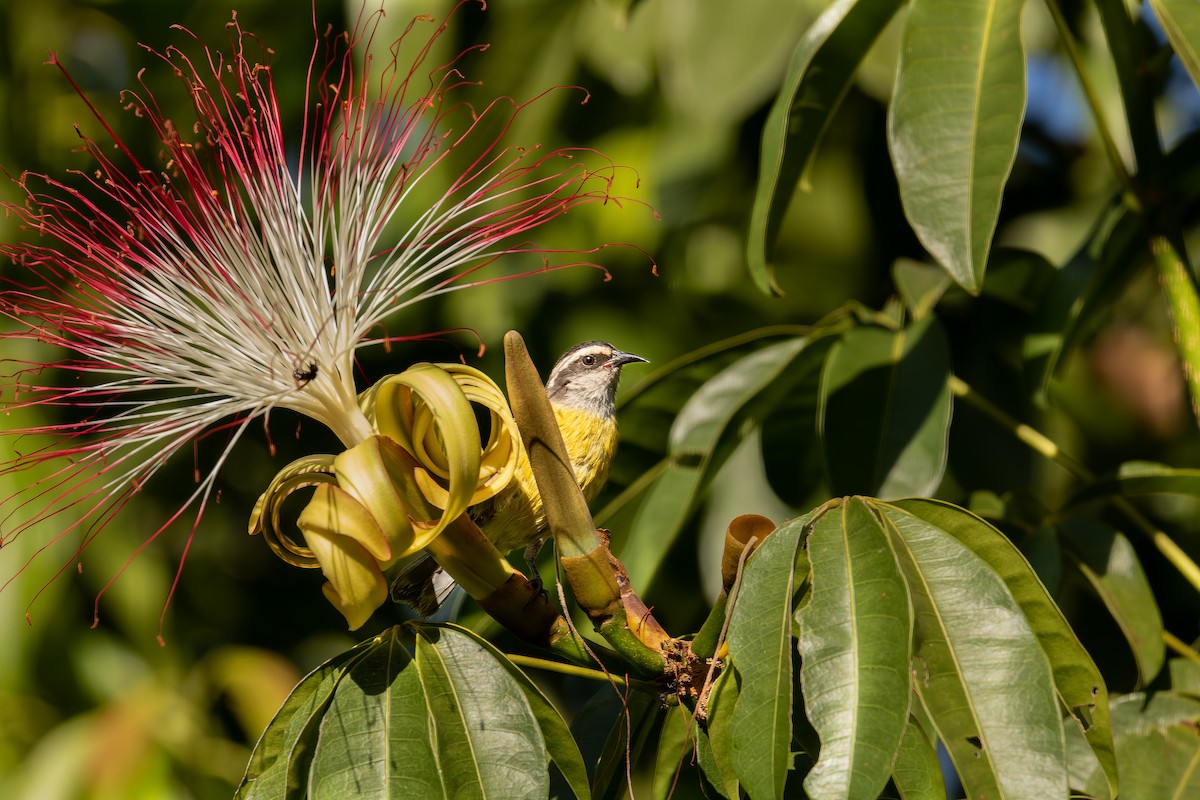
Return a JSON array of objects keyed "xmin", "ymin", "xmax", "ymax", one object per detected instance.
[
  {"xmin": 652, "ymin": 707, "xmax": 697, "ymax": 799},
  {"xmin": 798, "ymin": 498, "xmax": 912, "ymax": 799},
  {"xmin": 428, "ymin": 624, "xmax": 591, "ymax": 800},
  {"xmin": 1114, "ymin": 724, "xmax": 1200, "ymax": 800},
  {"xmin": 304, "ymin": 626, "xmax": 548, "ymax": 799},
  {"xmin": 619, "ymin": 335, "xmax": 834, "ymax": 589},
  {"xmin": 747, "ymin": 0, "xmax": 903, "ymax": 295},
  {"xmin": 1060, "ymin": 520, "xmax": 1166, "ymax": 685},
  {"xmin": 877, "ymin": 503, "xmax": 1069, "ymax": 798},
  {"xmin": 702, "ymin": 667, "xmax": 741, "ymax": 799},
  {"xmin": 893, "ymin": 259, "xmax": 953, "ymax": 320},
  {"xmin": 818, "ymin": 318, "xmax": 953, "ymax": 498},
  {"xmin": 1070, "ymin": 460, "xmax": 1200, "ymax": 506},
  {"xmin": 1147, "ymin": 0, "xmax": 1200, "ymax": 96},
  {"xmin": 236, "ymin": 639, "xmax": 374, "ymax": 800},
  {"xmin": 891, "ymin": 716, "xmax": 947, "ymax": 800},
  {"xmin": 727, "ymin": 510, "xmax": 819, "ymax": 799},
  {"xmin": 1068, "ymin": 692, "xmax": 1200, "ymax": 798},
  {"xmin": 590, "ymin": 689, "xmax": 662, "ymax": 800},
  {"xmin": 893, "ymin": 499, "xmax": 1118, "ymax": 798},
  {"xmin": 887, "ymin": 0, "xmax": 1026, "ymax": 292}
]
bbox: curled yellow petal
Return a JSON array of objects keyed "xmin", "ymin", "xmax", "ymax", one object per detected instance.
[
  {"xmin": 333, "ymin": 436, "xmax": 431, "ymax": 562},
  {"xmin": 249, "ymin": 454, "xmax": 338, "ymax": 568},
  {"xmin": 361, "ymin": 362, "xmax": 521, "ymax": 551},
  {"xmin": 298, "ymin": 483, "xmax": 390, "ymax": 630},
  {"xmin": 298, "ymin": 481, "xmax": 392, "ymax": 562}
]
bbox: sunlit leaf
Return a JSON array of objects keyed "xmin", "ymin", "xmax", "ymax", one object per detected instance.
[
  {"xmin": 878, "ymin": 503, "xmax": 1069, "ymax": 798},
  {"xmin": 798, "ymin": 498, "xmax": 912, "ymax": 799},
  {"xmin": 237, "ymin": 639, "xmax": 374, "ymax": 800},
  {"xmin": 891, "ymin": 715, "xmax": 947, "ymax": 800},
  {"xmin": 727, "ymin": 510, "xmax": 819, "ymax": 799},
  {"xmin": 1061, "ymin": 520, "xmax": 1165, "ymax": 685},
  {"xmin": 1070, "ymin": 692, "xmax": 1200, "ymax": 799},
  {"xmin": 701, "ymin": 667, "xmax": 741, "ymax": 799},
  {"xmin": 303, "ymin": 626, "xmax": 548, "ymax": 798},
  {"xmin": 1150, "ymin": 0, "xmax": 1200, "ymax": 93},
  {"xmin": 748, "ymin": 0, "xmax": 903, "ymax": 295},
  {"xmin": 888, "ymin": 0, "xmax": 1026, "ymax": 292},
  {"xmin": 438, "ymin": 625, "xmax": 592, "ymax": 800},
  {"xmin": 819, "ymin": 318, "xmax": 952, "ymax": 498},
  {"xmin": 893, "ymin": 499, "xmax": 1117, "ymax": 797}
]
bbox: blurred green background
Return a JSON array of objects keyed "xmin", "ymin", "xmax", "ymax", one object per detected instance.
[{"xmin": 2, "ymin": 0, "xmax": 1197, "ymax": 797}]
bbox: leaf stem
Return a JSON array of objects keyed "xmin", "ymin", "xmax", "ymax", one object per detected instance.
[
  {"xmin": 1043, "ymin": 0, "xmax": 1141, "ymax": 212},
  {"xmin": 504, "ymin": 653, "xmax": 629, "ymax": 686},
  {"xmin": 1163, "ymin": 630, "xmax": 1200, "ymax": 667},
  {"xmin": 949, "ymin": 375, "xmax": 1200, "ymax": 594}
]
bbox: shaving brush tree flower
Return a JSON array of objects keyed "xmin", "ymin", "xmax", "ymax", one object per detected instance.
[{"xmin": 0, "ymin": 1, "xmax": 645, "ymax": 635}]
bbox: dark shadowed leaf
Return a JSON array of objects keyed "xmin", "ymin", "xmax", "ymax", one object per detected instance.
[
  {"xmin": 589, "ymin": 688, "xmax": 662, "ymax": 800},
  {"xmin": 888, "ymin": 0, "xmax": 1026, "ymax": 292},
  {"xmin": 798, "ymin": 498, "xmax": 912, "ymax": 799},
  {"xmin": 617, "ymin": 334, "xmax": 835, "ymax": 589},
  {"xmin": 1068, "ymin": 460, "xmax": 1200, "ymax": 506},
  {"xmin": 747, "ymin": 0, "xmax": 903, "ymax": 295},
  {"xmin": 893, "ymin": 259, "xmax": 952, "ymax": 320},
  {"xmin": 818, "ymin": 318, "xmax": 952, "ymax": 498},
  {"xmin": 877, "ymin": 503, "xmax": 1068, "ymax": 798},
  {"xmin": 1060, "ymin": 520, "xmax": 1165, "ymax": 685}
]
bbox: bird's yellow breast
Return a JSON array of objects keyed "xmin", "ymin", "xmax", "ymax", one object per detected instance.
[{"xmin": 484, "ymin": 405, "xmax": 618, "ymax": 553}]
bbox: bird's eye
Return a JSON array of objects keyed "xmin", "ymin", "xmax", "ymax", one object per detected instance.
[{"xmin": 581, "ymin": 354, "xmax": 597, "ymax": 367}]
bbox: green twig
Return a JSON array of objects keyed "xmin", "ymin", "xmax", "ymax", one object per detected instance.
[{"xmin": 949, "ymin": 376, "xmax": 1200, "ymax": 594}]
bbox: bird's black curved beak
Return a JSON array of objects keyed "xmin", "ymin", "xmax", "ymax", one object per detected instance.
[{"xmin": 606, "ymin": 349, "xmax": 649, "ymax": 368}]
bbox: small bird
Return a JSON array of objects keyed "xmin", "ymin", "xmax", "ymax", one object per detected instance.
[{"xmin": 393, "ymin": 340, "xmax": 647, "ymax": 614}]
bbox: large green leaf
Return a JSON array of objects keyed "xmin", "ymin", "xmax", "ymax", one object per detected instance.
[
  {"xmin": 433, "ymin": 625, "xmax": 591, "ymax": 800},
  {"xmin": 1070, "ymin": 692, "xmax": 1200, "ymax": 799},
  {"xmin": 890, "ymin": 715, "xmax": 946, "ymax": 800},
  {"xmin": 818, "ymin": 318, "xmax": 952, "ymax": 499},
  {"xmin": 888, "ymin": 0, "xmax": 1026, "ymax": 292},
  {"xmin": 304, "ymin": 626, "xmax": 548, "ymax": 798},
  {"xmin": 798, "ymin": 498, "xmax": 912, "ymax": 799},
  {"xmin": 1060, "ymin": 520, "xmax": 1165, "ymax": 685},
  {"xmin": 727, "ymin": 510, "xmax": 818, "ymax": 799},
  {"xmin": 892, "ymin": 499, "xmax": 1118, "ymax": 797},
  {"xmin": 747, "ymin": 0, "xmax": 904, "ymax": 295},
  {"xmin": 237, "ymin": 639, "xmax": 375, "ymax": 800},
  {"xmin": 878, "ymin": 504, "xmax": 1069, "ymax": 798},
  {"xmin": 618, "ymin": 335, "xmax": 834, "ymax": 589}
]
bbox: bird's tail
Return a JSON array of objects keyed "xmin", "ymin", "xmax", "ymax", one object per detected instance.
[{"xmin": 389, "ymin": 554, "xmax": 457, "ymax": 617}]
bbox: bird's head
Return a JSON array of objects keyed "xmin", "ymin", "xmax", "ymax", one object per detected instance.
[{"xmin": 544, "ymin": 341, "xmax": 648, "ymax": 417}]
